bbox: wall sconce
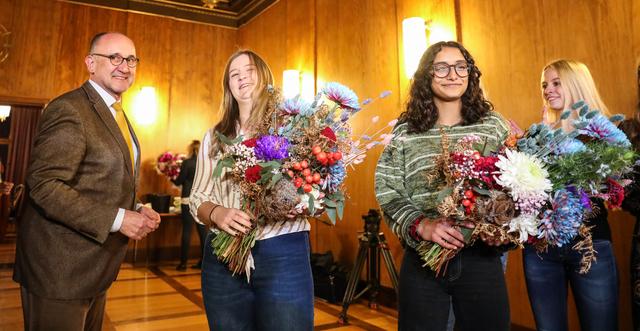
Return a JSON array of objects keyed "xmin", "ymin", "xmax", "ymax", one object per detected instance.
[
  {"xmin": 402, "ymin": 17, "xmax": 429, "ymax": 78},
  {"xmin": 282, "ymin": 69, "xmax": 301, "ymax": 99},
  {"xmin": 283, "ymin": 70, "xmax": 315, "ymax": 102},
  {"xmin": 132, "ymin": 86, "xmax": 157, "ymax": 125},
  {"xmin": 0, "ymin": 105, "xmax": 10, "ymax": 122}
]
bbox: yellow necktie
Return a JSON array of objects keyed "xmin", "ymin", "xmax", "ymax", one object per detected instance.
[{"xmin": 112, "ymin": 102, "xmax": 135, "ymax": 173}]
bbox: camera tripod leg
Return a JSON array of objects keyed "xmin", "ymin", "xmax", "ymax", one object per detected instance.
[
  {"xmin": 378, "ymin": 236, "xmax": 399, "ymax": 295},
  {"xmin": 338, "ymin": 240, "xmax": 368, "ymax": 324}
]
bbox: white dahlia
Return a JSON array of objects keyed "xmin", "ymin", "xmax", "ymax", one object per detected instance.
[
  {"xmin": 495, "ymin": 149, "xmax": 552, "ymax": 201},
  {"xmin": 506, "ymin": 213, "xmax": 539, "ymax": 242}
]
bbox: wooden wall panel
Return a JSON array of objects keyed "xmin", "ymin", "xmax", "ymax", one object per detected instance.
[
  {"xmin": 1, "ymin": 1, "xmax": 61, "ymax": 99},
  {"xmin": 314, "ymin": 0, "xmax": 402, "ymax": 286},
  {"xmin": 53, "ymin": 3, "xmax": 129, "ymax": 97}
]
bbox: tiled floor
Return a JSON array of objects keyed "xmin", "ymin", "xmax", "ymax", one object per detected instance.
[{"xmin": 0, "ymin": 239, "xmax": 397, "ymax": 330}]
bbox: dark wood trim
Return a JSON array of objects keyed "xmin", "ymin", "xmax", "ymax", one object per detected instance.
[
  {"xmin": 60, "ymin": 0, "xmax": 279, "ymax": 28},
  {"xmin": 0, "ymin": 96, "xmax": 46, "ymax": 107},
  {"xmin": 454, "ymin": 0, "xmax": 462, "ymax": 43}
]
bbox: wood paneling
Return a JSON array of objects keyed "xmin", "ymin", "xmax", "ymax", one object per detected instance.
[{"xmin": 314, "ymin": 0, "xmax": 402, "ymax": 287}]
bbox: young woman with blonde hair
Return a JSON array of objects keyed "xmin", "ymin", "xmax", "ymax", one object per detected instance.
[{"xmin": 525, "ymin": 59, "xmax": 618, "ymax": 331}]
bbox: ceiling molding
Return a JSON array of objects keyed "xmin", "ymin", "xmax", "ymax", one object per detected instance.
[{"xmin": 60, "ymin": 0, "xmax": 278, "ymax": 28}]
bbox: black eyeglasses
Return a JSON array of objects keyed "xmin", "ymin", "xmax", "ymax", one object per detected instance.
[
  {"xmin": 432, "ymin": 62, "xmax": 471, "ymax": 78},
  {"xmin": 91, "ymin": 53, "xmax": 140, "ymax": 68}
]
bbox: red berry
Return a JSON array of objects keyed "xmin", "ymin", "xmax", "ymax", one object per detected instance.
[
  {"xmin": 300, "ymin": 160, "xmax": 309, "ymax": 169},
  {"xmin": 462, "ymin": 199, "xmax": 471, "ymax": 207},
  {"xmin": 333, "ymin": 151, "xmax": 342, "ymax": 160},
  {"xmin": 293, "ymin": 162, "xmax": 302, "ymax": 171},
  {"xmin": 316, "ymin": 152, "xmax": 327, "ymax": 162},
  {"xmin": 312, "ymin": 173, "xmax": 321, "ymax": 183},
  {"xmin": 311, "ymin": 146, "xmax": 322, "ymax": 155},
  {"xmin": 464, "ymin": 190, "xmax": 474, "ymax": 199},
  {"xmin": 303, "ymin": 184, "xmax": 312, "ymax": 193},
  {"xmin": 305, "ymin": 175, "xmax": 314, "ymax": 184},
  {"xmin": 294, "ymin": 178, "xmax": 303, "ymax": 188},
  {"xmin": 287, "ymin": 170, "xmax": 294, "ymax": 178},
  {"xmin": 302, "ymin": 168, "xmax": 311, "ymax": 176}
]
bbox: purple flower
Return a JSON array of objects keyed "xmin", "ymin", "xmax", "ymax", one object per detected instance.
[
  {"xmin": 579, "ymin": 114, "xmax": 631, "ymax": 147},
  {"xmin": 254, "ymin": 135, "xmax": 290, "ymax": 161},
  {"xmin": 379, "ymin": 90, "xmax": 392, "ymax": 98},
  {"xmin": 322, "ymin": 82, "xmax": 360, "ymax": 110}
]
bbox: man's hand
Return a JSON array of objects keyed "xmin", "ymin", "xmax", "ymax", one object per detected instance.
[
  {"xmin": 120, "ymin": 210, "xmax": 152, "ymax": 240},
  {"xmin": 139, "ymin": 206, "xmax": 161, "ymax": 232}
]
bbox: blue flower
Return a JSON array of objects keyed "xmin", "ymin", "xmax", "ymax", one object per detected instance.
[
  {"xmin": 281, "ymin": 97, "xmax": 311, "ymax": 115},
  {"xmin": 537, "ymin": 189, "xmax": 584, "ymax": 246},
  {"xmin": 326, "ymin": 161, "xmax": 346, "ymax": 192},
  {"xmin": 554, "ymin": 138, "xmax": 586, "ymax": 155},
  {"xmin": 579, "ymin": 114, "xmax": 631, "ymax": 147},
  {"xmin": 254, "ymin": 135, "xmax": 290, "ymax": 161},
  {"xmin": 322, "ymin": 82, "xmax": 360, "ymax": 110}
]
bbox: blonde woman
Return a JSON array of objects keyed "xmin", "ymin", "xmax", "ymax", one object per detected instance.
[
  {"xmin": 189, "ymin": 50, "xmax": 313, "ymax": 331},
  {"xmin": 524, "ymin": 59, "xmax": 618, "ymax": 331}
]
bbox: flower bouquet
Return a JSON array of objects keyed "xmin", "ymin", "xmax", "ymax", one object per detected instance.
[
  {"xmin": 419, "ymin": 101, "xmax": 636, "ymax": 275},
  {"xmin": 212, "ymin": 83, "xmax": 395, "ymax": 276},
  {"xmin": 518, "ymin": 101, "xmax": 635, "ymax": 273},
  {"xmin": 418, "ymin": 131, "xmax": 551, "ymax": 274},
  {"xmin": 156, "ymin": 151, "xmax": 186, "ymax": 180}
]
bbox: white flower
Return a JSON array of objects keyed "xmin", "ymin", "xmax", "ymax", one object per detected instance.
[
  {"xmin": 506, "ymin": 213, "xmax": 539, "ymax": 242},
  {"xmin": 295, "ymin": 188, "xmax": 324, "ymax": 213},
  {"xmin": 495, "ymin": 149, "xmax": 552, "ymax": 201}
]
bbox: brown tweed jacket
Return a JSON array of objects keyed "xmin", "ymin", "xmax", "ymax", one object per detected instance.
[{"xmin": 13, "ymin": 81, "xmax": 140, "ymax": 299}]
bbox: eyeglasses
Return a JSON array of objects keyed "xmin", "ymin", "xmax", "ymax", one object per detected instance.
[
  {"xmin": 91, "ymin": 53, "xmax": 140, "ymax": 68},
  {"xmin": 432, "ymin": 62, "xmax": 471, "ymax": 78}
]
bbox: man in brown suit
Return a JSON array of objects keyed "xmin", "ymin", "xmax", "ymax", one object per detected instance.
[{"xmin": 13, "ymin": 32, "xmax": 160, "ymax": 331}]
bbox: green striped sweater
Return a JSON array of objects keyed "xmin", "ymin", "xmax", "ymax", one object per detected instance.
[{"xmin": 374, "ymin": 111, "xmax": 510, "ymax": 249}]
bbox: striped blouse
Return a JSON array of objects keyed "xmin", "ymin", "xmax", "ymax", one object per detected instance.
[
  {"xmin": 374, "ymin": 111, "xmax": 510, "ymax": 249},
  {"xmin": 189, "ymin": 129, "xmax": 310, "ymax": 240}
]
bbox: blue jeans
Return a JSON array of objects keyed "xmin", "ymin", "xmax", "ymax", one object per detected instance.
[
  {"xmin": 201, "ymin": 231, "xmax": 314, "ymax": 331},
  {"xmin": 398, "ymin": 246, "xmax": 510, "ymax": 331},
  {"xmin": 523, "ymin": 240, "xmax": 619, "ymax": 331}
]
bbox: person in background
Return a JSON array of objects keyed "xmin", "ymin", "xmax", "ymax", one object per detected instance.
[
  {"xmin": 173, "ymin": 139, "xmax": 207, "ymax": 270},
  {"xmin": 190, "ymin": 50, "xmax": 313, "ymax": 330},
  {"xmin": 375, "ymin": 41, "xmax": 511, "ymax": 331},
  {"xmin": 524, "ymin": 59, "xmax": 618, "ymax": 331},
  {"xmin": 619, "ymin": 58, "xmax": 640, "ymax": 331},
  {"xmin": 13, "ymin": 32, "xmax": 160, "ymax": 331},
  {"xmin": 0, "ymin": 161, "xmax": 13, "ymax": 195}
]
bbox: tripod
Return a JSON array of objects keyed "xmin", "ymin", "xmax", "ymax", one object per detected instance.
[{"xmin": 338, "ymin": 209, "xmax": 399, "ymax": 324}]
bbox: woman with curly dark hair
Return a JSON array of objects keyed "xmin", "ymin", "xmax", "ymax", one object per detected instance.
[{"xmin": 375, "ymin": 41, "xmax": 511, "ymax": 331}]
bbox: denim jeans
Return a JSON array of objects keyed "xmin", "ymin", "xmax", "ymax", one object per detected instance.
[
  {"xmin": 201, "ymin": 231, "xmax": 314, "ymax": 331},
  {"xmin": 398, "ymin": 246, "xmax": 510, "ymax": 331},
  {"xmin": 523, "ymin": 239, "xmax": 619, "ymax": 331}
]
